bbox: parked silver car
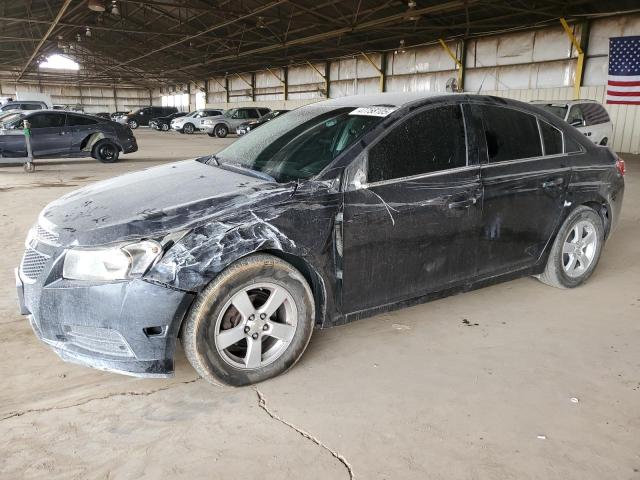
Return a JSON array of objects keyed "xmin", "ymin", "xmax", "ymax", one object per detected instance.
[
  {"xmin": 201, "ymin": 107, "xmax": 271, "ymax": 138},
  {"xmin": 170, "ymin": 109, "xmax": 225, "ymax": 134}
]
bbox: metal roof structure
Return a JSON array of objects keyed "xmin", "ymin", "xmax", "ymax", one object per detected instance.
[{"xmin": 1, "ymin": 0, "xmax": 637, "ymax": 87}]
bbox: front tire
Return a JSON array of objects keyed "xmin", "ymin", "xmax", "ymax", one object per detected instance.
[
  {"xmin": 128, "ymin": 120, "xmax": 138, "ymax": 129},
  {"xmin": 161, "ymin": 123, "xmax": 169, "ymax": 131},
  {"xmin": 181, "ymin": 254, "xmax": 315, "ymax": 386},
  {"xmin": 538, "ymin": 206, "xmax": 604, "ymax": 288},
  {"xmin": 214, "ymin": 124, "xmax": 228, "ymax": 138}
]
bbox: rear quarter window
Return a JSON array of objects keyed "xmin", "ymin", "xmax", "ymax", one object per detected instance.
[{"xmin": 539, "ymin": 121, "xmax": 563, "ymax": 155}]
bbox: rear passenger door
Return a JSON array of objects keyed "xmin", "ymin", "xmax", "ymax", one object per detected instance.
[
  {"xmin": 342, "ymin": 103, "xmax": 482, "ymax": 313},
  {"xmin": 67, "ymin": 114, "xmax": 100, "ymax": 154},
  {"xmin": 472, "ymin": 103, "xmax": 570, "ymax": 276}
]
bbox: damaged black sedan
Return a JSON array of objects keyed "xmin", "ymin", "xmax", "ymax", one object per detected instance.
[{"xmin": 16, "ymin": 93, "xmax": 624, "ymax": 386}]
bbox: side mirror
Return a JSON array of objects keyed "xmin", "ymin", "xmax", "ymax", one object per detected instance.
[{"xmin": 347, "ymin": 169, "xmax": 368, "ymax": 192}]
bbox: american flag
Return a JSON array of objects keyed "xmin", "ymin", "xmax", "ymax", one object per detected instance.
[{"xmin": 607, "ymin": 35, "xmax": 640, "ymax": 105}]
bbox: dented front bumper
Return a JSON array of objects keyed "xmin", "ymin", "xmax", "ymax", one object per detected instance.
[{"xmin": 17, "ymin": 254, "xmax": 195, "ymax": 377}]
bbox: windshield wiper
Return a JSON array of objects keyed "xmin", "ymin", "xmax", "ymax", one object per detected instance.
[{"xmin": 217, "ymin": 162, "xmax": 277, "ymax": 183}]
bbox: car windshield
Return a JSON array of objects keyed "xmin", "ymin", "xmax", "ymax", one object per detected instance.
[
  {"xmin": 223, "ymin": 109, "xmax": 238, "ymax": 118},
  {"xmin": 538, "ymin": 104, "xmax": 568, "ymax": 119},
  {"xmin": 212, "ymin": 106, "xmax": 383, "ymax": 183},
  {"xmin": 0, "ymin": 112, "xmax": 25, "ymax": 128}
]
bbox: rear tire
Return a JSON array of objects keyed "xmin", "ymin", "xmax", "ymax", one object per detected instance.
[
  {"xmin": 538, "ymin": 206, "xmax": 604, "ymax": 288},
  {"xmin": 180, "ymin": 254, "xmax": 315, "ymax": 386},
  {"xmin": 128, "ymin": 120, "xmax": 138, "ymax": 129},
  {"xmin": 161, "ymin": 123, "xmax": 169, "ymax": 131},
  {"xmin": 183, "ymin": 123, "xmax": 195, "ymax": 134},
  {"xmin": 93, "ymin": 139, "xmax": 120, "ymax": 163}
]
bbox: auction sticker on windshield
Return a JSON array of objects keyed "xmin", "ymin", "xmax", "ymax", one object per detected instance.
[{"xmin": 349, "ymin": 106, "xmax": 398, "ymax": 117}]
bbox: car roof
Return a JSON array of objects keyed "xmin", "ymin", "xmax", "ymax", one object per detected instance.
[
  {"xmin": 530, "ymin": 99, "xmax": 599, "ymax": 106},
  {"xmin": 318, "ymin": 91, "xmax": 454, "ymax": 108}
]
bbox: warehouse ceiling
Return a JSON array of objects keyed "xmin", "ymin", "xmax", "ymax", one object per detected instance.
[{"xmin": 1, "ymin": 0, "xmax": 638, "ymax": 87}]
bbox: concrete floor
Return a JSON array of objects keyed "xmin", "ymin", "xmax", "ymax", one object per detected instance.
[{"xmin": 1, "ymin": 129, "xmax": 638, "ymax": 480}]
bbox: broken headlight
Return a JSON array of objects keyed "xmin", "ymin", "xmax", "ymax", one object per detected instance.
[{"xmin": 63, "ymin": 240, "xmax": 162, "ymax": 281}]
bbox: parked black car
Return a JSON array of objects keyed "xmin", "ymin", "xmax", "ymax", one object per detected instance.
[
  {"xmin": 0, "ymin": 110, "xmax": 137, "ymax": 162},
  {"xmin": 16, "ymin": 93, "xmax": 624, "ymax": 386},
  {"xmin": 118, "ymin": 106, "xmax": 178, "ymax": 129},
  {"xmin": 150, "ymin": 111, "xmax": 187, "ymax": 131},
  {"xmin": 236, "ymin": 109, "xmax": 290, "ymax": 135},
  {"xmin": 111, "ymin": 111, "xmax": 130, "ymax": 121}
]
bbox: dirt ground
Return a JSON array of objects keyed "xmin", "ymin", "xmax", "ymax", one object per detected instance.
[{"xmin": 1, "ymin": 129, "xmax": 638, "ymax": 480}]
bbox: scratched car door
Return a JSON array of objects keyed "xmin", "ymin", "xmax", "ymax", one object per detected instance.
[{"xmin": 341, "ymin": 103, "xmax": 482, "ymax": 313}]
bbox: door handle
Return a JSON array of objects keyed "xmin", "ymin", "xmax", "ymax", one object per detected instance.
[
  {"xmin": 542, "ymin": 178, "xmax": 564, "ymax": 188},
  {"xmin": 448, "ymin": 196, "xmax": 477, "ymax": 209}
]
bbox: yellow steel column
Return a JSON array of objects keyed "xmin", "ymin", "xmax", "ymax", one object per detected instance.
[
  {"xmin": 439, "ymin": 39, "xmax": 463, "ymax": 92},
  {"xmin": 560, "ymin": 17, "xmax": 584, "ymax": 100}
]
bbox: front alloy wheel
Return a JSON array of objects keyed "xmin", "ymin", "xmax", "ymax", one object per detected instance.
[
  {"xmin": 181, "ymin": 254, "xmax": 315, "ymax": 386},
  {"xmin": 128, "ymin": 120, "xmax": 138, "ymax": 129}
]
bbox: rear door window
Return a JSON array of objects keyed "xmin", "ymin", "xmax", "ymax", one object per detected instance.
[
  {"xmin": 367, "ymin": 105, "xmax": 468, "ymax": 183},
  {"xmin": 539, "ymin": 121, "xmax": 563, "ymax": 155},
  {"xmin": 478, "ymin": 105, "xmax": 542, "ymax": 163},
  {"xmin": 28, "ymin": 113, "xmax": 66, "ymax": 128},
  {"xmin": 581, "ymin": 103, "xmax": 610, "ymax": 126},
  {"xmin": 67, "ymin": 114, "xmax": 98, "ymax": 126}
]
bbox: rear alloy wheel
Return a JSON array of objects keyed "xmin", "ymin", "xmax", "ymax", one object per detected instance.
[
  {"xmin": 181, "ymin": 254, "xmax": 315, "ymax": 386},
  {"xmin": 128, "ymin": 120, "xmax": 138, "ymax": 129},
  {"xmin": 93, "ymin": 140, "xmax": 120, "ymax": 163},
  {"xmin": 538, "ymin": 206, "xmax": 604, "ymax": 288},
  {"xmin": 161, "ymin": 123, "xmax": 169, "ymax": 131},
  {"xmin": 214, "ymin": 124, "xmax": 228, "ymax": 138},
  {"xmin": 183, "ymin": 123, "xmax": 195, "ymax": 134}
]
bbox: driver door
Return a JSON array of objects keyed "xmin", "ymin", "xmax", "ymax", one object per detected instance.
[
  {"xmin": 27, "ymin": 112, "xmax": 69, "ymax": 157},
  {"xmin": 341, "ymin": 103, "xmax": 482, "ymax": 313}
]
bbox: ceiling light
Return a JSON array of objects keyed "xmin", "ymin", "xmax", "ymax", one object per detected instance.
[
  {"xmin": 85, "ymin": 27, "xmax": 92, "ymax": 37},
  {"xmin": 257, "ymin": 16, "xmax": 265, "ymax": 29},
  {"xmin": 88, "ymin": 0, "xmax": 105, "ymax": 12},
  {"xmin": 111, "ymin": 1, "xmax": 120, "ymax": 16},
  {"xmin": 76, "ymin": 33, "xmax": 82, "ymax": 42},
  {"xmin": 406, "ymin": 0, "xmax": 419, "ymax": 21}
]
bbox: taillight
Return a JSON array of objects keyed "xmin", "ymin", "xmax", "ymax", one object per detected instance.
[{"xmin": 616, "ymin": 156, "xmax": 625, "ymax": 176}]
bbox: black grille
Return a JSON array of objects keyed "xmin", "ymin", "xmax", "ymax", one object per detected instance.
[{"xmin": 21, "ymin": 248, "xmax": 49, "ymax": 281}]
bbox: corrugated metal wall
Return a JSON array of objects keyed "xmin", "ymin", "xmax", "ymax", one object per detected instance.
[
  {"xmin": 173, "ymin": 14, "xmax": 639, "ymax": 153},
  {"xmin": 0, "ymin": 81, "xmax": 151, "ymax": 113}
]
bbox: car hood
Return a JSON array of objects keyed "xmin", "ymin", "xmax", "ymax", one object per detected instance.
[{"xmin": 40, "ymin": 159, "xmax": 292, "ymax": 246}]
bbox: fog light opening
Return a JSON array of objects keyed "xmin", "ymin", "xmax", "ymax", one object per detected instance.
[{"xmin": 143, "ymin": 326, "xmax": 165, "ymax": 337}]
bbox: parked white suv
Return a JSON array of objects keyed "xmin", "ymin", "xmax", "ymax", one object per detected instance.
[
  {"xmin": 171, "ymin": 109, "xmax": 225, "ymax": 134},
  {"xmin": 531, "ymin": 100, "xmax": 613, "ymax": 146}
]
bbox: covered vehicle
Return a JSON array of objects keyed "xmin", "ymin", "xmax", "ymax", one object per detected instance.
[
  {"xmin": 150, "ymin": 111, "xmax": 187, "ymax": 131},
  {"xmin": 201, "ymin": 107, "xmax": 271, "ymax": 137},
  {"xmin": 17, "ymin": 93, "xmax": 624, "ymax": 386},
  {"xmin": 236, "ymin": 109, "xmax": 289, "ymax": 135},
  {"xmin": 0, "ymin": 110, "xmax": 137, "ymax": 162}
]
